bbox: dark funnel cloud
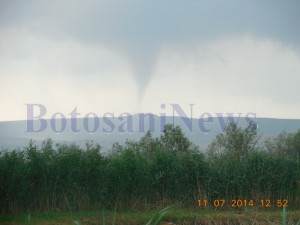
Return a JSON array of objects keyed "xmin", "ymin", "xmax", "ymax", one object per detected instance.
[{"xmin": 0, "ymin": 0, "xmax": 299, "ymax": 97}]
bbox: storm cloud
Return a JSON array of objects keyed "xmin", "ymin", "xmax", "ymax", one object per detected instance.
[{"xmin": 0, "ymin": 0, "xmax": 300, "ymax": 120}]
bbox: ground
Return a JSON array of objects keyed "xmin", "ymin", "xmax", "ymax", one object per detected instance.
[{"xmin": 0, "ymin": 208, "xmax": 300, "ymax": 225}]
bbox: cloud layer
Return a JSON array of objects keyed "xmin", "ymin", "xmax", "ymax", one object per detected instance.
[{"xmin": 0, "ymin": 0, "xmax": 300, "ymax": 120}]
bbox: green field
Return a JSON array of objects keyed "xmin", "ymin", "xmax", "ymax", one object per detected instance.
[{"xmin": 1, "ymin": 208, "xmax": 300, "ymax": 225}]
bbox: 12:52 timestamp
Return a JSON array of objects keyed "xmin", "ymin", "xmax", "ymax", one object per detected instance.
[{"xmin": 197, "ymin": 199, "xmax": 288, "ymax": 208}]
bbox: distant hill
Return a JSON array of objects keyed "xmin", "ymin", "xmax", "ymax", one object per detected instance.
[{"xmin": 1, "ymin": 115, "xmax": 300, "ymax": 150}]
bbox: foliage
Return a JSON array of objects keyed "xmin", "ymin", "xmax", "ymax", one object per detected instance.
[
  {"xmin": 0, "ymin": 124, "xmax": 299, "ymax": 214},
  {"xmin": 207, "ymin": 122, "xmax": 260, "ymax": 160},
  {"xmin": 265, "ymin": 130, "xmax": 300, "ymax": 159},
  {"xmin": 145, "ymin": 204, "xmax": 177, "ymax": 225},
  {"xmin": 160, "ymin": 124, "xmax": 195, "ymax": 154}
]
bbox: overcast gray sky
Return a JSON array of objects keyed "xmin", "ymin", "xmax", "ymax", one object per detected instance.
[{"xmin": 0, "ymin": 0, "xmax": 300, "ymax": 120}]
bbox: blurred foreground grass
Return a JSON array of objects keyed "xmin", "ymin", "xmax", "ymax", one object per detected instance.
[{"xmin": 1, "ymin": 208, "xmax": 300, "ymax": 225}]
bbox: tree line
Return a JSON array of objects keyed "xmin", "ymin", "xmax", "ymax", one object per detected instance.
[{"xmin": 0, "ymin": 123, "xmax": 299, "ymax": 214}]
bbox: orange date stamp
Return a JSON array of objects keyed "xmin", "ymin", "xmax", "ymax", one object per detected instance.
[{"xmin": 197, "ymin": 199, "xmax": 288, "ymax": 208}]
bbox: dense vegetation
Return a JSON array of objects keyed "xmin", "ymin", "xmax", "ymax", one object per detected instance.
[{"xmin": 0, "ymin": 123, "xmax": 299, "ymax": 214}]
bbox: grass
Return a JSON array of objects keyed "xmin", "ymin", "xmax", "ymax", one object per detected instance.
[
  {"xmin": 1, "ymin": 208, "xmax": 300, "ymax": 225},
  {"xmin": 282, "ymin": 207, "xmax": 300, "ymax": 225}
]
